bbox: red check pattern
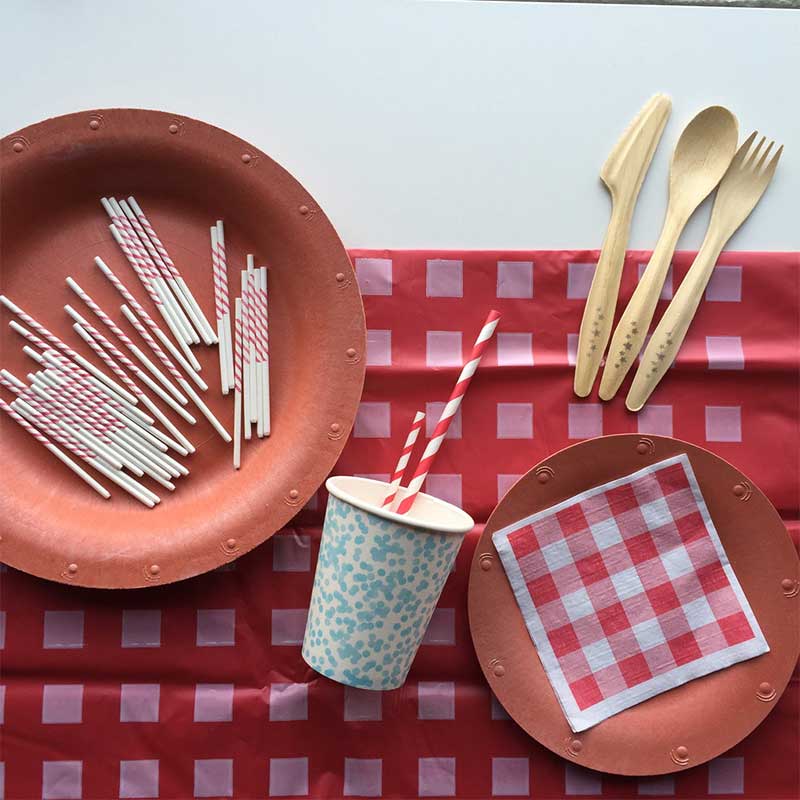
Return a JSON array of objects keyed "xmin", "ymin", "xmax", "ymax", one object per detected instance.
[
  {"xmin": 495, "ymin": 456, "xmax": 767, "ymax": 729},
  {"xmin": 0, "ymin": 249, "xmax": 797, "ymax": 799}
]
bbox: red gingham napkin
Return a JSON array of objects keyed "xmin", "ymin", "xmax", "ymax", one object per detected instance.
[{"xmin": 492, "ymin": 454, "xmax": 769, "ymax": 732}]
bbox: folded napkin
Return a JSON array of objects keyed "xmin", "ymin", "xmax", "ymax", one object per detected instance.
[{"xmin": 493, "ymin": 454, "xmax": 769, "ymax": 732}]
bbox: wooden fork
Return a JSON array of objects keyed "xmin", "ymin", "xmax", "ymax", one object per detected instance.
[{"xmin": 626, "ymin": 132, "xmax": 783, "ymax": 411}]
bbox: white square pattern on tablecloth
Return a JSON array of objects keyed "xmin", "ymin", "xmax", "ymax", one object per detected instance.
[{"xmin": 492, "ymin": 454, "xmax": 768, "ymax": 731}]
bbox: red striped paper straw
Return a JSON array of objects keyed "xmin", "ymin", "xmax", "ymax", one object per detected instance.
[
  {"xmin": 214, "ymin": 221, "xmax": 235, "ymax": 392},
  {"xmin": 108, "ymin": 221, "xmax": 201, "ymax": 374},
  {"xmin": 258, "ymin": 267, "xmax": 270, "ymax": 436},
  {"xmin": 395, "ymin": 310, "xmax": 501, "ymax": 515},
  {"xmin": 65, "ymin": 282, "xmax": 188, "ymax": 407},
  {"xmin": 117, "ymin": 199, "xmax": 198, "ymax": 345},
  {"xmin": 382, "ymin": 410, "xmax": 425, "ymax": 508},
  {"xmin": 3, "ymin": 379, "xmax": 92, "ymax": 461},
  {"xmin": 94, "ymin": 257, "xmax": 206, "ymax": 391},
  {"xmin": 127, "ymin": 196, "xmax": 218, "ymax": 345},
  {"xmin": 241, "ymin": 270, "xmax": 253, "ymax": 440},
  {"xmin": 65, "ymin": 304, "xmax": 194, "ymax": 423},
  {"xmin": 0, "ymin": 396, "xmax": 110, "ymax": 499},
  {"xmin": 234, "ymin": 299, "xmax": 243, "ymax": 394},
  {"xmin": 121, "ymin": 304, "xmax": 231, "ymax": 443},
  {"xmin": 70, "ymin": 328, "xmax": 194, "ymax": 455},
  {"xmin": 246, "ymin": 271, "xmax": 259, "ymax": 425},
  {"xmin": 1, "ymin": 294, "xmax": 138, "ymax": 406}
]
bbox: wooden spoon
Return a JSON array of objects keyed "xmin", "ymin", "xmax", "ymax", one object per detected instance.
[
  {"xmin": 574, "ymin": 94, "xmax": 671, "ymax": 398},
  {"xmin": 598, "ymin": 106, "xmax": 739, "ymax": 400}
]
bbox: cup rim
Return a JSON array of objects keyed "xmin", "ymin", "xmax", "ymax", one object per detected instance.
[{"xmin": 325, "ymin": 476, "xmax": 475, "ymax": 534}]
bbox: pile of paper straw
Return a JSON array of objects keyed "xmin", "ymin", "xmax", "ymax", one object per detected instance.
[
  {"xmin": 0, "ymin": 299, "xmax": 190, "ymax": 507},
  {"xmin": 0, "ymin": 197, "xmax": 275, "ymax": 505}
]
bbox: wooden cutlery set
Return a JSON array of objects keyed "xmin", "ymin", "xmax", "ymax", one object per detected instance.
[{"xmin": 574, "ymin": 94, "xmax": 782, "ymax": 408}]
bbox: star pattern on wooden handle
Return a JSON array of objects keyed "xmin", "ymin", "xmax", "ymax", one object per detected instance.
[
  {"xmin": 614, "ymin": 321, "xmax": 639, "ymax": 369},
  {"xmin": 647, "ymin": 330, "xmax": 674, "ymax": 376},
  {"xmin": 586, "ymin": 306, "xmax": 605, "ymax": 358}
]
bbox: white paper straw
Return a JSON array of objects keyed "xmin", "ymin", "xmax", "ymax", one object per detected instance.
[
  {"xmin": 0, "ymin": 396, "xmax": 110, "ymax": 499},
  {"xmin": 70, "ymin": 329, "xmax": 193, "ymax": 455},
  {"xmin": 65, "ymin": 279, "xmax": 188, "ymax": 406},
  {"xmin": 127, "ymin": 196, "xmax": 218, "ymax": 345},
  {"xmin": 117, "ymin": 198, "xmax": 199, "ymax": 345},
  {"xmin": 120, "ymin": 304, "xmax": 229, "ymax": 441},
  {"xmin": 14, "ymin": 326, "xmax": 152, "ymax": 429},
  {"xmin": 105, "ymin": 197, "xmax": 197, "ymax": 347},
  {"xmin": 30, "ymin": 372, "xmax": 143, "ymax": 476},
  {"xmin": 1, "ymin": 296, "xmax": 138, "ymax": 406},
  {"xmin": 108, "ymin": 223, "xmax": 202, "ymax": 373},
  {"xmin": 43, "ymin": 367, "xmax": 182, "ymax": 484},
  {"xmin": 27, "ymin": 380, "xmax": 128, "ymax": 471},
  {"xmin": 68, "ymin": 314, "xmax": 196, "ymax": 425},
  {"xmin": 120, "ymin": 303, "xmax": 207, "ymax": 395},
  {"xmin": 6, "ymin": 379, "xmax": 156, "ymax": 507},
  {"xmin": 246, "ymin": 271, "xmax": 259, "ymax": 425},
  {"xmin": 233, "ymin": 297, "xmax": 243, "ymax": 469},
  {"xmin": 241, "ymin": 270, "xmax": 253, "ymax": 441},
  {"xmin": 94, "ymin": 257, "xmax": 207, "ymax": 391}
]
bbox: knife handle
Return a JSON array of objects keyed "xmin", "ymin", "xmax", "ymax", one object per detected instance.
[
  {"xmin": 598, "ymin": 216, "xmax": 682, "ymax": 401},
  {"xmin": 574, "ymin": 197, "xmax": 634, "ymax": 398},
  {"xmin": 626, "ymin": 235, "xmax": 724, "ymax": 411}
]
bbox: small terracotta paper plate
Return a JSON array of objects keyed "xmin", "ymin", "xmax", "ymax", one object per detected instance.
[
  {"xmin": 0, "ymin": 109, "xmax": 365, "ymax": 588},
  {"xmin": 468, "ymin": 434, "xmax": 799, "ymax": 776}
]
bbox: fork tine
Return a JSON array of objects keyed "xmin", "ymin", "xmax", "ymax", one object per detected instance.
[
  {"xmin": 761, "ymin": 144, "xmax": 783, "ymax": 179},
  {"xmin": 732, "ymin": 131, "xmax": 758, "ymax": 169},
  {"xmin": 743, "ymin": 135, "xmax": 766, "ymax": 170},
  {"xmin": 755, "ymin": 141, "xmax": 775, "ymax": 172}
]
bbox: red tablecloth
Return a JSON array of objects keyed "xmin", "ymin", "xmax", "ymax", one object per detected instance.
[{"xmin": 1, "ymin": 249, "xmax": 798, "ymax": 800}]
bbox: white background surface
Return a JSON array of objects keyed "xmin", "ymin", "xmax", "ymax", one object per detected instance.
[{"xmin": 1, "ymin": 0, "xmax": 798, "ymax": 250}]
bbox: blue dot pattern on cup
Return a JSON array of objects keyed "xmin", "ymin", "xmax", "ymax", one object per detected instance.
[{"xmin": 302, "ymin": 491, "xmax": 464, "ymax": 690}]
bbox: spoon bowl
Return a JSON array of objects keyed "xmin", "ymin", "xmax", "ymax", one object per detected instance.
[{"xmin": 668, "ymin": 105, "xmax": 739, "ymax": 215}]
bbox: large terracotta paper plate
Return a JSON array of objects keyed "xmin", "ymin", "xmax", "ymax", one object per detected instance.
[
  {"xmin": 0, "ymin": 109, "xmax": 365, "ymax": 588},
  {"xmin": 468, "ymin": 434, "xmax": 799, "ymax": 776}
]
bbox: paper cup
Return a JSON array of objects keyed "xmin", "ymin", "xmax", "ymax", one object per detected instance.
[{"xmin": 302, "ymin": 476, "xmax": 474, "ymax": 690}]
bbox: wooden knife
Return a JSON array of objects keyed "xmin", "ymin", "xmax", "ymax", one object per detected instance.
[{"xmin": 574, "ymin": 93, "xmax": 672, "ymax": 398}]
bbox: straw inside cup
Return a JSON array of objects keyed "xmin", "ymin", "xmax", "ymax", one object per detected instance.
[{"xmin": 326, "ymin": 476, "xmax": 474, "ymax": 535}]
